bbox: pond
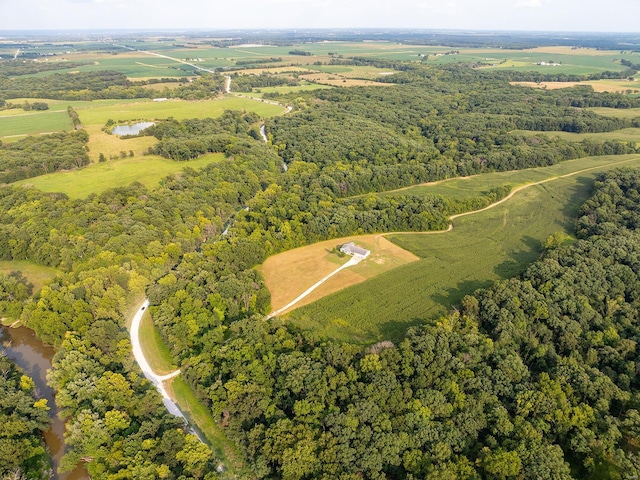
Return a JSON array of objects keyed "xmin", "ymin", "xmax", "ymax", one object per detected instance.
[
  {"xmin": 1, "ymin": 325, "xmax": 88, "ymax": 480},
  {"xmin": 111, "ymin": 122, "xmax": 155, "ymax": 136}
]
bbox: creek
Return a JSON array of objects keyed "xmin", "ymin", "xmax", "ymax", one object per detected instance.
[{"xmin": 0, "ymin": 325, "xmax": 88, "ymax": 480}]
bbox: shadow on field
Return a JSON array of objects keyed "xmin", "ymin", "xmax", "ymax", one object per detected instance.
[
  {"xmin": 432, "ymin": 279, "xmax": 494, "ymax": 311},
  {"xmin": 494, "ymin": 235, "xmax": 541, "ymax": 279},
  {"xmin": 561, "ymin": 175, "xmax": 594, "ymax": 221},
  {"xmin": 379, "ymin": 317, "xmax": 426, "ymax": 341}
]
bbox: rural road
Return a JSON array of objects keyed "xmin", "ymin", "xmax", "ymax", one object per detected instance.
[
  {"xmin": 130, "ymin": 300, "xmax": 186, "ymax": 417},
  {"xmin": 224, "ymin": 75, "xmax": 231, "ymax": 94},
  {"xmin": 266, "ymin": 255, "xmax": 363, "ymax": 319}
]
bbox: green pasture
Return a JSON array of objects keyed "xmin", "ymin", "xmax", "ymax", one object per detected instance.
[
  {"xmin": 169, "ymin": 377, "xmax": 249, "ymax": 475},
  {"xmin": 376, "ymin": 154, "xmax": 640, "ymax": 202},
  {"xmin": 288, "ymin": 154, "xmax": 640, "ymax": 343},
  {"xmin": 139, "ymin": 310, "xmax": 176, "ymax": 375},
  {"xmin": 0, "ymin": 111, "xmax": 73, "ymax": 138},
  {"xmin": 14, "ymin": 153, "xmax": 224, "ymax": 198},
  {"xmin": 75, "ymin": 97, "xmax": 285, "ymax": 125},
  {"xmin": 516, "ymin": 128, "xmax": 640, "ymax": 143},
  {"xmin": 586, "ymin": 107, "xmax": 640, "ymax": 119},
  {"xmin": 0, "ymin": 260, "xmax": 60, "ymax": 293}
]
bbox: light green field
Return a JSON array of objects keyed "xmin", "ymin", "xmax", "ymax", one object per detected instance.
[
  {"xmin": 75, "ymin": 97, "xmax": 286, "ymax": 126},
  {"xmin": 586, "ymin": 107, "xmax": 640, "ymax": 119},
  {"xmin": 0, "ymin": 260, "xmax": 60, "ymax": 293},
  {"xmin": 287, "ymin": 154, "xmax": 640, "ymax": 343},
  {"xmin": 168, "ymin": 377, "xmax": 249, "ymax": 475},
  {"xmin": 139, "ymin": 310, "xmax": 177, "ymax": 375},
  {"xmin": 0, "ymin": 111, "xmax": 73, "ymax": 138},
  {"xmin": 516, "ymin": 128, "xmax": 640, "ymax": 143},
  {"xmin": 14, "ymin": 153, "xmax": 224, "ymax": 198}
]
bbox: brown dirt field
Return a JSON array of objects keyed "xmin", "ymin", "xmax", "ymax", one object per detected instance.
[{"xmin": 260, "ymin": 234, "xmax": 419, "ymax": 312}]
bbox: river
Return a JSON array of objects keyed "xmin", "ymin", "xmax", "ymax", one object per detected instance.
[{"xmin": 0, "ymin": 325, "xmax": 88, "ymax": 480}]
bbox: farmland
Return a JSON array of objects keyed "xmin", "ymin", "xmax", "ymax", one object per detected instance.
[
  {"xmin": 286, "ymin": 154, "xmax": 640, "ymax": 343},
  {"xmin": 260, "ymin": 234, "xmax": 419, "ymax": 314},
  {"xmin": 14, "ymin": 152, "xmax": 225, "ymax": 198}
]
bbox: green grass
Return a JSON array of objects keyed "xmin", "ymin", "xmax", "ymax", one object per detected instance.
[
  {"xmin": 515, "ymin": 128, "xmax": 640, "ymax": 143},
  {"xmin": 0, "ymin": 260, "xmax": 60, "ymax": 293},
  {"xmin": 169, "ymin": 377, "xmax": 249, "ymax": 475},
  {"xmin": 586, "ymin": 107, "xmax": 640, "ymax": 119},
  {"xmin": 0, "ymin": 111, "xmax": 73, "ymax": 138},
  {"xmin": 14, "ymin": 153, "xmax": 224, "ymax": 198},
  {"xmin": 75, "ymin": 97, "xmax": 285, "ymax": 126},
  {"xmin": 139, "ymin": 310, "xmax": 176, "ymax": 375},
  {"xmin": 287, "ymin": 154, "xmax": 640, "ymax": 343}
]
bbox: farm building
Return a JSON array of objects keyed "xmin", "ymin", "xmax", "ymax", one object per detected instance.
[{"xmin": 340, "ymin": 242, "xmax": 370, "ymax": 258}]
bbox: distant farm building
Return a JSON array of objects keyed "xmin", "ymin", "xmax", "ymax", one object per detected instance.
[
  {"xmin": 153, "ymin": 98, "xmax": 168, "ymax": 102},
  {"xmin": 340, "ymin": 242, "xmax": 370, "ymax": 259}
]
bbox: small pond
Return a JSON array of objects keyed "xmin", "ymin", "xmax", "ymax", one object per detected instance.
[{"xmin": 111, "ymin": 122, "xmax": 155, "ymax": 136}]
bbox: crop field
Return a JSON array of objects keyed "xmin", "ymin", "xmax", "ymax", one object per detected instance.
[
  {"xmin": 14, "ymin": 152, "xmax": 224, "ymax": 198},
  {"xmin": 260, "ymin": 234, "xmax": 419, "ymax": 314},
  {"xmin": 0, "ymin": 111, "xmax": 73, "ymax": 139},
  {"xmin": 286, "ymin": 154, "xmax": 640, "ymax": 343}
]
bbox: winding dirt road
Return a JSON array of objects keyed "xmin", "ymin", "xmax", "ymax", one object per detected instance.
[{"xmin": 130, "ymin": 300, "xmax": 186, "ymax": 417}]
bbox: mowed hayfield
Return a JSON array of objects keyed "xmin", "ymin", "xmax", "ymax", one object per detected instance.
[
  {"xmin": 0, "ymin": 111, "xmax": 73, "ymax": 138},
  {"xmin": 285, "ymin": 154, "xmax": 640, "ymax": 343},
  {"xmin": 14, "ymin": 152, "xmax": 224, "ymax": 198},
  {"xmin": 260, "ymin": 234, "xmax": 419, "ymax": 314}
]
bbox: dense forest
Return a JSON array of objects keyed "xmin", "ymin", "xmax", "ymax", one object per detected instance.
[
  {"xmin": 1, "ymin": 57, "xmax": 640, "ymax": 478},
  {"xmin": 0, "ymin": 130, "xmax": 90, "ymax": 183}
]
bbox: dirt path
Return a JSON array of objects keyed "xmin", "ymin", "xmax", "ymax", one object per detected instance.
[{"xmin": 266, "ymin": 255, "xmax": 363, "ymax": 318}]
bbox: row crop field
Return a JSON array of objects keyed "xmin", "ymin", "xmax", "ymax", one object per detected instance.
[{"xmin": 285, "ymin": 154, "xmax": 640, "ymax": 343}]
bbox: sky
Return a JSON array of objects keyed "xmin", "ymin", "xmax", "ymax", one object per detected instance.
[{"xmin": 0, "ymin": 0, "xmax": 639, "ymax": 33}]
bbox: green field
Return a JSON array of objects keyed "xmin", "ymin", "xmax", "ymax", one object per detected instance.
[
  {"xmin": 139, "ymin": 310, "xmax": 176, "ymax": 375},
  {"xmin": 587, "ymin": 107, "xmax": 640, "ymax": 119},
  {"xmin": 168, "ymin": 377, "xmax": 249, "ymax": 475},
  {"xmin": 74, "ymin": 97, "xmax": 285, "ymax": 126},
  {"xmin": 0, "ymin": 111, "xmax": 73, "ymax": 138},
  {"xmin": 287, "ymin": 154, "xmax": 640, "ymax": 343},
  {"xmin": 14, "ymin": 153, "xmax": 224, "ymax": 198},
  {"xmin": 0, "ymin": 260, "xmax": 60, "ymax": 293},
  {"xmin": 516, "ymin": 128, "xmax": 640, "ymax": 144}
]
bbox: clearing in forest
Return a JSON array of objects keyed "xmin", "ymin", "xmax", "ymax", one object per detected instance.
[
  {"xmin": 259, "ymin": 234, "xmax": 419, "ymax": 314},
  {"xmin": 285, "ymin": 154, "xmax": 640, "ymax": 343}
]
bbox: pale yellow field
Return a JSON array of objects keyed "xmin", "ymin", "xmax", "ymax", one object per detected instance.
[
  {"xmin": 260, "ymin": 234, "xmax": 419, "ymax": 313},
  {"xmin": 85, "ymin": 125, "xmax": 158, "ymax": 162},
  {"xmin": 512, "ymin": 80, "xmax": 640, "ymax": 93},
  {"xmin": 298, "ymin": 72, "xmax": 391, "ymax": 87}
]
